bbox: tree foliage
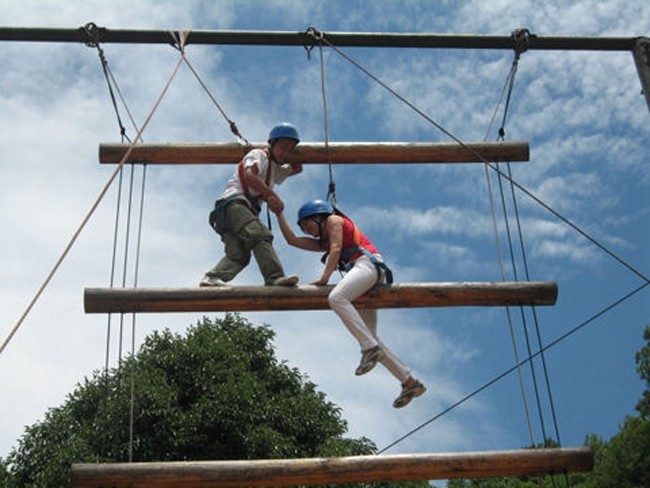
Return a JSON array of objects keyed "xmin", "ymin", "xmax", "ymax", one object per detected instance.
[
  {"xmin": 634, "ymin": 325, "xmax": 650, "ymax": 419},
  {"xmin": 1, "ymin": 314, "xmax": 429, "ymax": 487}
]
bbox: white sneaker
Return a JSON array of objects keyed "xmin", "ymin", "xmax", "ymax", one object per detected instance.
[
  {"xmin": 270, "ymin": 275, "xmax": 299, "ymax": 286},
  {"xmin": 199, "ymin": 275, "xmax": 227, "ymax": 287}
]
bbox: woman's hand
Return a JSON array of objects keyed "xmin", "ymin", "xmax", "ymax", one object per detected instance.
[{"xmin": 311, "ymin": 276, "xmax": 330, "ymax": 286}]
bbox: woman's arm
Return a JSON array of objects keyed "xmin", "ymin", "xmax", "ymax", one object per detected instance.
[
  {"xmin": 275, "ymin": 212, "xmax": 322, "ymax": 251},
  {"xmin": 313, "ymin": 215, "xmax": 344, "ymax": 285}
]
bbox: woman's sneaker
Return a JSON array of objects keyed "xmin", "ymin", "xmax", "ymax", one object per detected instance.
[
  {"xmin": 393, "ymin": 379, "xmax": 426, "ymax": 408},
  {"xmin": 355, "ymin": 346, "xmax": 385, "ymax": 376}
]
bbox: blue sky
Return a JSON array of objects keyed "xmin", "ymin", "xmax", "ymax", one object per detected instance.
[{"xmin": 0, "ymin": 0, "xmax": 648, "ymax": 471}]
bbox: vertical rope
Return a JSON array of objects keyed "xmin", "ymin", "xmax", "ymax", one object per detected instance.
[
  {"xmin": 318, "ymin": 44, "xmax": 335, "ymax": 203},
  {"xmin": 480, "ymin": 35, "xmax": 539, "ymax": 448},
  {"xmin": 307, "ymin": 27, "xmax": 336, "ymax": 203},
  {"xmin": 128, "ymin": 163, "xmax": 148, "ymax": 462},
  {"xmin": 117, "ymin": 164, "xmax": 135, "ymax": 363}
]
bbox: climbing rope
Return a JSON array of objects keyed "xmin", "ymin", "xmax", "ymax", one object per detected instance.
[
  {"xmin": 169, "ymin": 30, "xmax": 251, "ymax": 147},
  {"xmin": 306, "ymin": 27, "xmax": 337, "ymax": 203},
  {"xmin": 482, "ymin": 29, "xmax": 548, "ymax": 452},
  {"xmin": 83, "ymin": 22, "xmax": 138, "ymax": 143}
]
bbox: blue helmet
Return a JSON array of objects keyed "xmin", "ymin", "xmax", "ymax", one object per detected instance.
[
  {"xmin": 297, "ymin": 200, "xmax": 333, "ymax": 224},
  {"xmin": 268, "ymin": 123, "xmax": 300, "ymax": 143}
]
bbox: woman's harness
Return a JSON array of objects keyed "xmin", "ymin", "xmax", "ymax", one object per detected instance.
[{"xmin": 323, "ymin": 221, "xmax": 393, "ymax": 285}]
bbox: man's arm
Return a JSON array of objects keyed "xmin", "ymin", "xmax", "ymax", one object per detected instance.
[{"xmin": 244, "ymin": 165, "xmax": 283, "ymax": 213}]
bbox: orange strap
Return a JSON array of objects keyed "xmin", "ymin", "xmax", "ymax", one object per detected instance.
[{"xmin": 238, "ymin": 148, "xmax": 271, "ymax": 196}]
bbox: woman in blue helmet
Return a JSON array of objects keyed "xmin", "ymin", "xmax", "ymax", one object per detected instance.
[
  {"xmin": 200, "ymin": 123, "xmax": 302, "ymax": 287},
  {"xmin": 275, "ymin": 200, "xmax": 426, "ymax": 408}
]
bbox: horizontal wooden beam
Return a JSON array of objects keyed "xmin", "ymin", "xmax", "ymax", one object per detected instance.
[
  {"xmin": 72, "ymin": 447, "xmax": 593, "ymax": 487},
  {"xmin": 84, "ymin": 282, "xmax": 557, "ymax": 314},
  {"xmin": 98, "ymin": 141, "xmax": 529, "ymax": 165}
]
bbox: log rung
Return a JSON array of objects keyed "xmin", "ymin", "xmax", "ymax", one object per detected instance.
[
  {"xmin": 72, "ymin": 446, "xmax": 593, "ymax": 487},
  {"xmin": 99, "ymin": 141, "xmax": 530, "ymax": 165},
  {"xmin": 84, "ymin": 281, "xmax": 557, "ymax": 314}
]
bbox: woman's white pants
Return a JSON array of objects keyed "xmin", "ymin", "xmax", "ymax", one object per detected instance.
[{"xmin": 328, "ymin": 255, "xmax": 411, "ymax": 383}]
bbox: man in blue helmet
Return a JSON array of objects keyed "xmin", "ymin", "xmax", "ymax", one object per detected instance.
[{"xmin": 200, "ymin": 123, "xmax": 302, "ymax": 287}]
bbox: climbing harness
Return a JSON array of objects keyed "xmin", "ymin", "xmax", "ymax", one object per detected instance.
[
  {"xmin": 209, "ymin": 148, "xmax": 272, "ymax": 233},
  {"xmin": 297, "ymin": 199, "xmax": 393, "ymax": 285}
]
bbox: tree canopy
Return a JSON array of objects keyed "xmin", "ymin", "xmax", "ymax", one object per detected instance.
[{"xmin": 1, "ymin": 314, "xmax": 429, "ymax": 487}]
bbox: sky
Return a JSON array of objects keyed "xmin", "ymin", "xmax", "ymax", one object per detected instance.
[{"xmin": 0, "ymin": 0, "xmax": 648, "ymax": 474}]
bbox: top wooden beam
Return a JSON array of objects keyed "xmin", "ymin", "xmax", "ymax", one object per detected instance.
[
  {"xmin": 99, "ymin": 141, "xmax": 529, "ymax": 165},
  {"xmin": 72, "ymin": 446, "xmax": 594, "ymax": 487},
  {"xmin": 0, "ymin": 27, "xmax": 640, "ymax": 51}
]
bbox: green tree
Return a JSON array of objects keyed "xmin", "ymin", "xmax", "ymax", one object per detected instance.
[
  {"xmin": 2, "ymin": 314, "xmax": 431, "ymax": 487},
  {"xmin": 634, "ymin": 325, "xmax": 650, "ymax": 419}
]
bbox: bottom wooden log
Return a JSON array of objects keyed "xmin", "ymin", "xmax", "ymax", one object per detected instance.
[
  {"xmin": 72, "ymin": 447, "xmax": 593, "ymax": 487},
  {"xmin": 83, "ymin": 281, "xmax": 558, "ymax": 314}
]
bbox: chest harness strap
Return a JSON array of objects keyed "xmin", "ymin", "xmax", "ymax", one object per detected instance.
[
  {"xmin": 209, "ymin": 149, "xmax": 272, "ymax": 233},
  {"xmin": 324, "ymin": 224, "xmax": 394, "ymax": 285}
]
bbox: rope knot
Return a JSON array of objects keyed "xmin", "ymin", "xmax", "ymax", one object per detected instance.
[
  {"xmin": 306, "ymin": 27, "xmax": 325, "ymax": 42},
  {"xmin": 82, "ymin": 22, "xmax": 103, "ymax": 48},
  {"xmin": 304, "ymin": 27, "xmax": 325, "ymax": 59},
  {"xmin": 511, "ymin": 28, "xmax": 532, "ymax": 57}
]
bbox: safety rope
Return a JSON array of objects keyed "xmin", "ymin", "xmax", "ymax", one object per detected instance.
[
  {"xmin": 128, "ymin": 163, "xmax": 148, "ymax": 463},
  {"xmin": 82, "ymin": 28, "xmax": 150, "ymax": 459},
  {"xmin": 306, "ymin": 27, "xmax": 337, "ymax": 203},
  {"xmin": 482, "ymin": 29, "xmax": 540, "ymax": 451},
  {"xmin": 84, "ymin": 23, "xmax": 134, "ymax": 142},
  {"xmin": 169, "ymin": 30, "xmax": 251, "ymax": 147}
]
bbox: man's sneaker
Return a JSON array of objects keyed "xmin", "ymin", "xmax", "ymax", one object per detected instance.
[
  {"xmin": 393, "ymin": 379, "xmax": 426, "ymax": 408},
  {"xmin": 270, "ymin": 275, "xmax": 299, "ymax": 286},
  {"xmin": 199, "ymin": 275, "xmax": 227, "ymax": 287},
  {"xmin": 355, "ymin": 346, "xmax": 385, "ymax": 376}
]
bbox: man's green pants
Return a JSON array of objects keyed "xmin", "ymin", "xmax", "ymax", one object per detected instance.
[{"xmin": 205, "ymin": 200, "xmax": 286, "ymax": 285}]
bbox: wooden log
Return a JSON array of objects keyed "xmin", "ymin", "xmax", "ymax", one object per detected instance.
[
  {"xmin": 72, "ymin": 446, "xmax": 593, "ymax": 487},
  {"xmin": 98, "ymin": 141, "xmax": 529, "ymax": 165},
  {"xmin": 84, "ymin": 281, "xmax": 557, "ymax": 314}
]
